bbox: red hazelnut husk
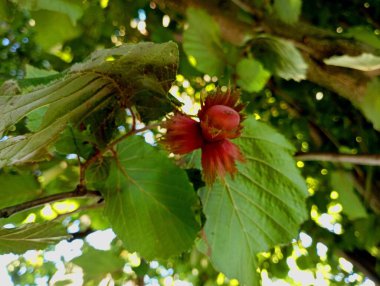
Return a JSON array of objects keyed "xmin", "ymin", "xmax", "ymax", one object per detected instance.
[
  {"xmin": 201, "ymin": 139, "xmax": 244, "ymax": 185},
  {"xmin": 163, "ymin": 114, "xmax": 203, "ymax": 154},
  {"xmin": 200, "ymin": 104, "xmax": 241, "ymax": 141},
  {"xmin": 163, "ymin": 89, "xmax": 245, "ymax": 185}
]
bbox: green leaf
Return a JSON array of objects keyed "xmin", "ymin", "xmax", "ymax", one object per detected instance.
[
  {"xmin": 25, "ymin": 65, "xmax": 58, "ymax": 79},
  {"xmin": 14, "ymin": 0, "xmax": 83, "ymax": 25},
  {"xmin": 356, "ymin": 77, "xmax": 380, "ymax": 131},
  {"xmin": 102, "ymin": 136, "xmax": 199, "ymax": 259},
  {"xmin": 32, "ymin": 10, "xmax": 80, "ymax": 50},
  {"xmin": 43, "ymin": 164, "xmax": 79, "ymax": 195},
  {"xmin": 346, "ymin": 26, "xmax": 380, "ymax": 50},
  {"xmin": 18, "ymin": 73, "xmax": 65, "ymax": 91},
  {"xmin": 324, "ymin": 53, "xmax": 380, "ymax": 71},
  {"xmin": 25, "ymin": 106, "xmax": 48, "ymax": 132},
  {"xmin": 252, "ymin": 35, "xmax": 307, "ymax": 81},
  {"xmin": 54, "ymin": 126, "xmax": 93, "ymax": 159},
  {"xmin": 80, "ymin": 208, "xmax": 110, "ymax": 230},
  {"xmin": 183, "ymin": 8, "xmax": 225, "ymax": 76},
  {"xmin": 0, "ymin": 42, "xmax": 178, "ymax": 167},
  {"xmin": 330, "ymin": 171, "xmax": 367, "ymax": 220},
  {"xmin": 85, "ymin": 158, "xmax": 111, "ymax": 190},
  {"xmin": 72, "ymin": 246, "xmax": 124, "ymax": 283},
  {"xmin": 0, "ymin": 1, "xmax": 11, "ymax": 21},
  {"xmin": 273, "ymin": 0, "xmax": 302, "ymax": 24},
  {"xmin": 54, "ymin": 280, "xmax": 74, "ymax": 286},
  {"xmin": 0, "ymin": 173, "xmax": 41, "ymax": 209},
  {"xmin": 236, "ymin": 58, "xmax": 271, "ymax": 92},
  {"xmin": 199, "ymin": 118, "xmax": 308, "ymax": 285},
  {"xmin": 0, "ymin": 221, "xmax": 70, "ymax": 254}
]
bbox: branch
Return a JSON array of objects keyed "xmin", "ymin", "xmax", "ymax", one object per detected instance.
[
  {"xmin": 303, "ymin": 54, "xmax": 370, "ymax": 103},
  {"xmin": 339, "ymin": 249, "xmax": 380, "ymax": 285},
  {"xmin": 108, "ymin": 122, "xmax": 161, "ymax": 149},
  {"xmin": 295, "ymin": 152, "xmax": 380, "ymax": 166},
  {"xmin": 352, "ymin": 171, "xmax": 380, "ymax": 215},
  {"xmin": 230, "ymin": 0, "xmax": 263, "ymax": 19},
  {"xmin": 155, "ymin": 0, "xmax": 378, "ymax": 103},
  {"xmin": 68, "ymin": 228, "xmax": 96, "ymax": 242},
  {"xmin": 0, "ymin": 186, "xmax": 102, "ymax": 219},
  {"xmin": 296, "ymin": 152, "xmax": 380, "ymax": 214}
]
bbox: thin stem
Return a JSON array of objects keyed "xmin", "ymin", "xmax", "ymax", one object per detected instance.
[
  {"xmin": 364, "ymin": 166, "xmax": 374, "ymax": 204},
  {"xmin": 69, "ymin": 125, "xmax": 86, "ymax": 187},
  {"xmin": 269, "ymin": 81, "xmax": 341, "ymax": 149},
  {"xmin": 231, "ymin": 0, "xmax": 263, "ymax": 18},
  {"xmin": 295, "ymin": 152, "xmax": 380, "ymax": 166},
  {"xmin": 80, "ymin": 149, "xmax": 103, "ymax": 177},
  {"xmin": 128, "ymin": 107, "xmax": 137, "ymax": 131},
  {"xmin": 0, "ymin": 186, "xmax": 102, "ymax": 219},
  {"xmin": 108, "ymin": 122, "xmax": 161, "ymax": 149}
]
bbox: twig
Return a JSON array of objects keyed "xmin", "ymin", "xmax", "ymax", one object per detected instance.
[
  {"xmin": 69, "ymin": 125, "xmax": 86, "ymax": 187},
  {"xmin": 231, "ymin": 0, "xmax": 263, "ymax": 18},
  {"xmin": 295, "ymin": 152, "xmax": 380, "ymax": 166},
  {"xmin": 56, "ymin": 199, "xmax": 105, "ymax": 220},
  {"xmin": 127, "ymin": 107, "xmax": 137, "ymax": 131},
  {"xmin": 0, "ymin": 186, "xmax": 102, "ymax": 219},
  {"xmin": 338, "ymin": 248, "xmax": 380, "ymax": 285},
  {"xmin": 68, "ymin": 228, "xmax": 96, "ymax": 242},
  {"xmin": 268, "ymin": 81, "xmax": 341, "ymax": 149},
  {"xmin": 108, "ymin": 122, "xmax": 161, "ymax": 149},
  {"xmin": 80, "ymin": 148, "xmax": 103, "ymax": 178}
]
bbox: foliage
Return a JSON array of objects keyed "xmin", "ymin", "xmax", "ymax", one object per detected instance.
[
  {"xmin": 0, "ymin": 221, "xmax": 70, "ymax": 254},
  {"xmin": 103, "ymin": 136, "xmax": 199, "ymax": 259},
  {"xmin": 0, "ymin": 0, "xmax": 380, "ymax": 285},
  {"xmin": 198, "ymin": 119, "xmax": 308, "ymax": 285},
  {"xmin": 273, "ymin": 0, "xmax": 302, "ymax": 24},
  {"xmin": 183, "ymin": 8, "xmax": 225, "ymax": 76}
]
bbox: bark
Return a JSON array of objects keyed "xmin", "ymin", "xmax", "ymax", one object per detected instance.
[
  {"xmin": 295, "ymin": 152, "xmax": 380, "ymax": 166},
  {"xmin": 0, "ymin": 187, "xmax": 102, "ymax": 218},
  {"xmin": 340, "ymin": 249, "xmax": 380, "ymax": 285},
  {"xmin": 155, "ymin": 0, "xmax": 380, "ymax": 104}
]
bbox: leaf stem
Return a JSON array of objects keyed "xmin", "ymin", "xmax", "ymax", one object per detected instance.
[
  {"xmin": 108, "ymin": 122, "xmax": 161, "ymax": 149},
  {"xmin": 295, "ymin": 152, "xmax": 380, "ymax": 166},
  {"xmin": 0, "ymin": 186, "xmax": 102, "ymax": 219}
]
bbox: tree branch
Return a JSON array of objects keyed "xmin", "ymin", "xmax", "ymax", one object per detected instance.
[
  {"xmin": 230, "ymin": 0, "xmax": 263, "ymax": 19},
  {"xmin": 303, "ymin": 54, "xmax": 370, "ymax": 103},
  {"xmin": 68, "ymin": 228, "xmax": 96, "ymax": 242},
  {"xmin": 339, "ymin": 249, "xmax": 380, "ymax": 285},
  {"xmin": 0, "ymin": 186, "xmax": 102, "ymax": 219},
  {"xmin": 155, "ymin": 0, "xmax": 379, "ymax": 103},
  {"xmin": 108, "ymin": 123, "xmax": 161, "ymax": 149},
  {"xmin": 295, "ymin": 152, "xmax": 380, "ymax": 166},
  {"xmin": 296, "ymin": 152, "xmax": 380, "ymax": 214},
  {"xmin": 3, "ymin": 124, "xmax": 162, "ymax": 219}
]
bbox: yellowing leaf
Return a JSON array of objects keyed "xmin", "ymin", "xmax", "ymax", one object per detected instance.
[{"xmin": 324, "ymin": 53, "xmax": 380, "ymax": 71}]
